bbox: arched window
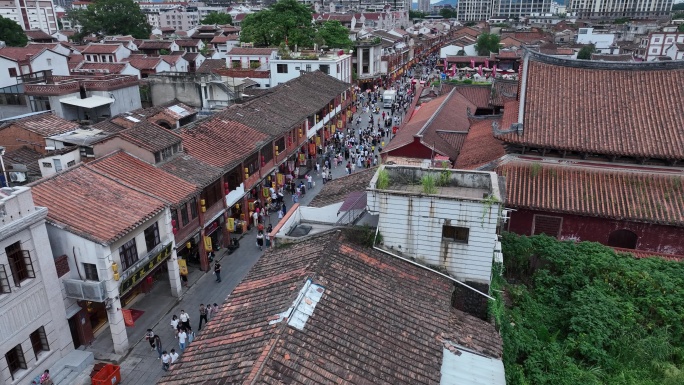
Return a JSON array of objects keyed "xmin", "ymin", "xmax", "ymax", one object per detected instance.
[{"xmin": 607, "ymin": 229, "xmax": 638, "ymax": 249}]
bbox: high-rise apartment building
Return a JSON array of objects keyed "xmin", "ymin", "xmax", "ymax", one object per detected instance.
[
  {"xmin": 418, "ymin": 0, "xmax": 430, "ymax": 13},
  {"xmin": 0, "ymin": 0, "xmax": 59, "ymax": 33},
  {"xmin": 567, "ymin": 0, "xmax": 673, "ymax": 19},
  {"xmin": 457, "ymin": 0, "xmax": 553, "ymax": 21}
]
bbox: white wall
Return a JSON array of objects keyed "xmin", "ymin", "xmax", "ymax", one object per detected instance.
[
  {"xmin": 270, "ymin": 55, "xmax": 352, "ymax": 86},
  {"xmin": 0, "ymin": 57, "xmax": 20, "ymax": 88},
  {"xmin": 300, "ymin": 203, "xmax": 343, "ymax": 224},
  {"xmin": 95, "ymin": 86, "xmax": 142, "ymax": 116},
  {"xmin": 30, "ymin": 50, "xmax": 70, "ymax": 76},
  {"xmin": 39, "ymin": 149, "xmax": 81, "ymax": 177},
  {"xmin": 0, "ymin": 188, "xmax": 72, "ymax": 385}
]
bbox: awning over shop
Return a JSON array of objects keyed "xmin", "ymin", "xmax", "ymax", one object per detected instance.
[{"xmin": 59, "ymin": 95, "xmax": 115, "ymax": 108}]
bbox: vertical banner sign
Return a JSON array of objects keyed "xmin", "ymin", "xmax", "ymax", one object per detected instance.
[
  {"xmin": 178, "ymin": 259, "xmax": 188, "ymax": 276},
  {"xmin": 308, "ymin": 143, "xmax": 316, "ymax": 156},
  {"xmin": 227, "ymin": 218, "xmax": 235, "ymax": 232},
  {"xmin": 277, "ymin": 173, "xmax": 284, "ymax": 186},
  {"xmin": 122, "ymin": 309, "xmax": 135, "ymax": 327},
  {"xmin": 298, "ymin": 153, "xmax": 306, "ymax": 166},
  {"xmin": 204, "ymin": 236, "xmax": 213, "ymax": 252}
]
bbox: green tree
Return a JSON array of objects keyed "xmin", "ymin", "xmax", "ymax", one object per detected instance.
[
  {"xmin": 679, "ymin": 24, "xmax": 684, "ymax": 32},
  {"xmin": 201, "ymin": 12, "xmax": 232, "ymax": 25},
  {"xmin": 315, "ymin": 20, "xmax": 352, "ymax": 49},
  {"xmin": 409, "ymin": 10, "xmax": 426, "ymax": 20},
  {"xmin": 673, "ymin": 3, "xmax": 684, "ymax": 11},
  {"xmin": 474, "ymin": 33, "xmax": 500, "ymax": 55},
  {"xmin": 240, "ymin": 0, "xmax": 313, "ymax": 48},
  {"xmin": 577, "ymin": 44, "xmax": 595, "ymax": 60},
  {"xmin": 67, "ymin": 0, "xmax": 151, "ymax": 40},
  {"xmin": 0, "ymin": 16, "xmax": 28, "ymax": 47},
  {"xmin": 439, "ymin": 8, "xmax": 457, "ymax": 19}
]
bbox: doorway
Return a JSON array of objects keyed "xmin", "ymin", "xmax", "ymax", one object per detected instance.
[
  {"xmin": 68, "ymin": 315, "xmax": 81, "ymax": 349},
  {"xmin": 607, "ymin": 229, "xmax": 638, "ymax": 249}
]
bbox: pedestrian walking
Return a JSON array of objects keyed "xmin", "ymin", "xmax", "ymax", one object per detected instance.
[
  {"xmin": 206, "ymin": 302, "xmax": 214, "ymax": 320},
  {"xmin": 214, "ymin": 262, "xmax": 222, "ymax": 282},
  {"xmin": 161, "ymin": 351, "xmax": 170, "ymax": 371},
  {"xmin": 179, "ymin": 310, "xmax": 190, "ymax": 330},
  {"xmin": 178, "ymin": 329, "xmax": 187, "ymax": 352},
  {"xmin": 321, "ymin": 170, "xmax": 327, "ymax": 184},
  {"xmin": 307, "ymin": 174, "xmax": 312, "ymax": 189},
  {"xmin": 170, "ymin": 315, "xmax": 179, "ymax": 338},
  {"xmin": 169, "ymin": 349, "xmax": 179, "ymax": 364},
  {"xmin": 154, "ymin": 335, "xmax": 163, "ymax": 359},
  {"xmin": 256, "ymin": 231, "xmax": 264, "ymax": 250},
  {"xmin": 39, "ymin": 370, "xmax": 53, "ymax": 385},
  {"xmin": 145, "ymin": 329, "xmax": 156, "ymax": 350},
  {"xmin": 198, "ymin": 304, "xmax": 208, "ymax": 331}
]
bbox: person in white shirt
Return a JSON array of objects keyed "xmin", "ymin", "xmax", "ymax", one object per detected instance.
[
  {"xmin": 169, "ymin": 349, "xmax": 179, "ymax": 364},
  {"xmin": 178, "ymin": 329, "xmax": 188, "ymax": 352},
  {"xmin": 170, "ymin": 315, "xmax": 179, "ymax": 338},
  {"xmin": 161, "ymin": 351, "xmax": 170, "ymax": 371},
  {"xmin": 179, "ymin": 310, "xmax": 190, "ymax": 330}
]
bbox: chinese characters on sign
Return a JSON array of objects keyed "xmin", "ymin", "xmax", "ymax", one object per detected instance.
[{"xmin": 119, "ymin": 243, "xmax": 172, "ymax": 296}]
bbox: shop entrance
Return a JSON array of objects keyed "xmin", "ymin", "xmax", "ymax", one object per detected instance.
[{"xmin": 86, "ymin": 301, "xmax": 108, "ymax": 333}]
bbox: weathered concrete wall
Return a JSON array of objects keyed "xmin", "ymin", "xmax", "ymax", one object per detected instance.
[{"xmin": 150, "ymin": 76, "xmax": 202, "ymax": 108}]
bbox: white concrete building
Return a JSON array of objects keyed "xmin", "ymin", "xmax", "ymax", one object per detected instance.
[
  {"xmin": 32, "ymin": 167, "xmax": 182, "ymax": 355},
  {"xmin": 576, "ymin": 27, "xmax": 615, "ymax": 53},
  {"xmin": 567, "ymin": 0, "xmax": 673, "ymax": 19},
  {"xmin": 0, "ymin": 47, "xmax": 69, "ymax": 88},
  {"xmin": 641, "ymin": 32, "xmax": 684, "ymax": 61},
  {"xmin": 367, "ymin": 165, "xmax": 503, "ymax": 287},
  {"xmin": 270, "ymin": 53, "xmax": 352, "ymax": 86},
  {"xmin": 0, "ymin": 186, "xmax": 73, "ymax": 384},
  {"xmin": 0, "ymin": 0, "xmax": 58, "ymax": 33}
]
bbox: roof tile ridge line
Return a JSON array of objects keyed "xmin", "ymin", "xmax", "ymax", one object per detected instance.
[
  {"xmin": 245, "ymin": 236, "xmax": 334, "ymax": 385},
  {"xmin": 416, "ymin": 89, "xmax": 454, "ymax": 138},
  {"xmin": 82, "ymin": 161, "xmax": 170, "ymax": 207}
]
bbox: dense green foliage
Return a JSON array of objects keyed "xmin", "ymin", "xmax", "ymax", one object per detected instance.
[
  {"xmin": 577, "ymin": 44, "xmax": 595, "ymax": 60},
  {"xmin": 498, "ymin": 233, "xmax": 684, "ymax": 385},
  {"xmin": 409, "ymin": 10, "xmax": 427, "ymax": 20},
  {"xmin": 316, "ymin": 20, "xmax": 353, "ymax": 49},
  {"xmin": 241, "ymin": 0, "xmax": 314, "ymax": 48},
  {"xmin": 67, "ymin": 0, "xmax": 151, "ymax": 39},
  {"xmin": 475, "ymin": 33, "xmax": 500, "ymax": 55},
  {"xmin": 439, "ymin": 8, "xmax": 457, "ymax": 19},
  {"xmin": 200, "ymin": 12, "xmax": 232, "ymax": 26},
  {"xmin": 0, "ymin": 16, "xmax": 28, "ymax": 47}
]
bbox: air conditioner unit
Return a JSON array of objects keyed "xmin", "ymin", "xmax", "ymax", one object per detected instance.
[
  {"xmin": 9, "ymin": 172, "xmax": 26, "ymax": 183},
  {"xmin": 45, "ymin": 146, "xmax": 55, "ymax": 151}
]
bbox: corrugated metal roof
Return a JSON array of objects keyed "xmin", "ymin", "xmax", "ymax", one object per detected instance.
[{"xmin": 440, "ymin": 345, "xmax": 506, "ymax": 385}]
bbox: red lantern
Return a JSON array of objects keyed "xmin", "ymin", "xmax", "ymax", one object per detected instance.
[
  {"xmin": 171, "ymin": 219, "xmax": 177, "ymax": 228},
  {"xmin": 224, "ymin": 182, "xmax": 229, "ymax": 191},
  {"xmin": 172, "ymin": 227, "xmax": 178, "ymax": 235}
]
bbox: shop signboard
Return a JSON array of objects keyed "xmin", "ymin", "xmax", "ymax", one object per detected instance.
[{"xmin": 119, "ymin": 243, "xmax": 173, "ymax": 296}]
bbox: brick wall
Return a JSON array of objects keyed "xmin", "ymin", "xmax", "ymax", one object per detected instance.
[
  {"xmin": 54, "ymin": 254, "xmax": 70, "ymax": 277},
  {"xmin": 0, "ymin": 126, "xmax": 47, "ymax": 154}
]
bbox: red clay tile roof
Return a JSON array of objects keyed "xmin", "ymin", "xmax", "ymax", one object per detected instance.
[
  {"xmin": 116, "ymin": 121, "xmax": 182, "ymax": 152},
  {"xmin": 74, "ymin": 62, "xmax": 128, "ymax": 74},
  {"xmin": 25, "ymin": 29, "xmax": 55, "ymax": 41},
  {"xmin": 138, "ymin": 40, "xmax": 174, "ymax": 50},
  {"xmin": 81, "ymin": 43, "xmax": 120, "ymax": 54},
  {"xmin": 455, "ymin": 85, "xmax": 491, "ymax": 109},
  {"xmin": 30, "ymin": 166, "xmax": 165, "ymax": 244},
  {"xmin": 0, "ymin": 112, "xmax": 79, "ymax": 137},
  {"xmin": 0, "ymin": 46, "xmax": 48, "ymax": 61},
  {"xmin": 496, "ymin": 57, "xmax": 684, "ymax": 161},
  {"xmin": 195, "ymin": 58, "xmax": 225, "ymax": 73},
  {"xmin": 87, "ymin": 151, "xmax": 199, "ymax": 206},
  {"xmin": 218, "ymin": 71, "xmax": 350, "ymax": 137},
  {"xmin": 226, "ymin": 47, "xmax": 277, "ymax": 56},
  {"xmin": 125, "ymin": 56, "xmax": 164, "ymax": 70},
  {"xmin": 501, "ymin": 31, "xmax": 550, "ymax": 43},
  {"xmin": 383, "ymin": 90, "xmax": 475, "ymax": 161},
  {"xmin": 497, "ymin": 159, "xmax": 684, "ymax": 226},
  {"xmin": 455, "ymin": 119, "xmax": 506, "ymax": 169},
  {"xmin": 180, "ymin": 118, "xmax": 269, "ymax": 170},
  {"xmin": 174, "ymin": 39, "xmax": 201, "ymax": 47},
  {"xmin": 159, "ymin": 153, "xmax": 223, "ymax": 189},
  {"xmin": 5, "ymin": 146, "xmax": 42, "ymax": 177},
  {"xmin": 209, "ymin": 35, "xmax": 238, "ymax": 43},
  {"xmin": 158, "ymin": 231, "xmax": 501, "ymax": 385},
  {"xmin": 308, "ymin": 167, "xmax": 377, "ymax": 207}
]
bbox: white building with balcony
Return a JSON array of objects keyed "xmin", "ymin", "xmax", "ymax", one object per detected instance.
[
  {"xmin": 31, "ymin": 166, "xmax": 181, "ymax": 355},
  {"xmin": 0, "ymin": 186, "xmax": 74, "ymax": 384}
]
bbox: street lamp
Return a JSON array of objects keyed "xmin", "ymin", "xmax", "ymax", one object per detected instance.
[{"xmin": 0, "ymin": 146, "xmax": 8, "ymax": 187}]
